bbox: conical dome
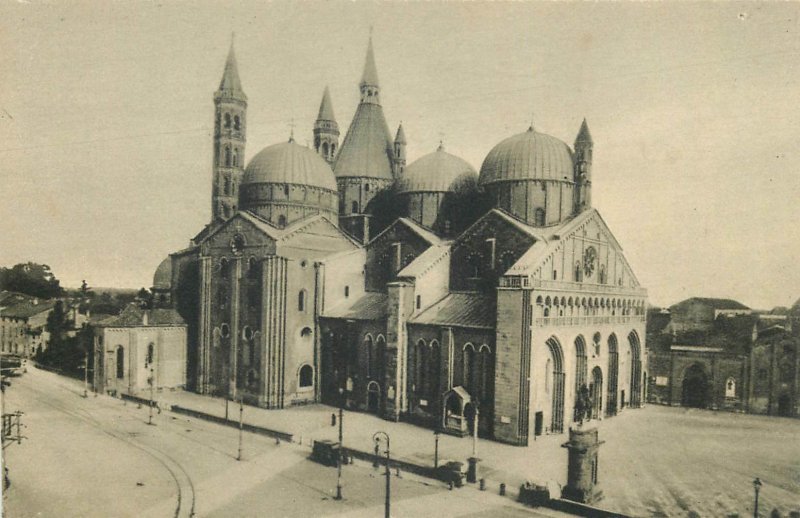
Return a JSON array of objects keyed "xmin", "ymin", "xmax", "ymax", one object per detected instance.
[
  {"xmin": 479, "ymin": 127, "xmax": 574, "ymax": 185},
  {"xmin": 398, "ymin": 146, "xmax": 477, "ymax": 194}
]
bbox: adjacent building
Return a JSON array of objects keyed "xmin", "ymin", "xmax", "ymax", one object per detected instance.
[
  {"xmin": 93, "ymin": 305, "xmax": 187, "ymax": 396},
  {"xmin": 0, "ymin": 291, "xmax": 55, "ymax": 357}
]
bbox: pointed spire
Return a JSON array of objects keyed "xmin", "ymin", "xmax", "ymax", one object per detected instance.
[
  {"xmin": 317, "ymin": 86, "xmax": 336, "ymax": 122},
  {"xmin": 394, "ymin": 122, "xmax": 406, "ymax": 144},
  {"xmin": 218, "ymin": 35, "xmax": 246, "ymax": 100},
  {"xmin": 575, "ymin": 118, "xmax": 593, "ymax": 144},
  {"xmin": 360, "ymin": 35, "xmax": 380, "ymax": 88}
]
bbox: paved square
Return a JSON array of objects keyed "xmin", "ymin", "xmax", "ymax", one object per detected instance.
[{"xmin": 598, "ymin": 405, "xmax": 800, "ymax": 517}]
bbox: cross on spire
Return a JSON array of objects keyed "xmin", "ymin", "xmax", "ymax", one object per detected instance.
[{"xmin": 288, "ymin": 118, "xmax": 296, "ymax": 143}]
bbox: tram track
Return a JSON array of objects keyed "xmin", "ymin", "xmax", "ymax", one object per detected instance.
[{"xmin": 20, "ymin": 380, "xmax": 196, "ymax": 518}]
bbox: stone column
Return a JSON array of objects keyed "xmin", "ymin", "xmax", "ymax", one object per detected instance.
[
  {"xmin": 561, "ymin": 426, "xmax": 605, "ymax": 504},
  {"xmin": 384, "ymin": 281, "xmax": 413, "ymax": 421}
]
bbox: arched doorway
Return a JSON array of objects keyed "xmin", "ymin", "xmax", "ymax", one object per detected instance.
[
  {"xmin": 628, "ymin": 331, "xmax": 642, "ymax": 408},
  {"xmin": 681, "ymin": 363, "xmax": 709, "ymax": 408},
  {"xmin": 546, "ymin": 337, "xmax": 565, "ymax": 433},
  {"xmin": 606, "ymin": 334, "xmax": 619, "ymax": 416},
  {"xmin": 590, "ymin": 367, "xmax": 603, "ymax": 419},
  {"xmin": 777, "ymin": 393, "xmax": 791, "ymax": 417},
  {"xmin": 367, "ymin": 381, "xmax": 381, "ymax": 414}
]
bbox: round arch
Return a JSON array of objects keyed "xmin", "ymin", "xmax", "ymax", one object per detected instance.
[
  {"xmin": 545, "ymin": 336, "xmax": 566, "ymax": 433},
  {"xmin": 606, "ymin": 334, "xmax": 619, "ymax": 416}
]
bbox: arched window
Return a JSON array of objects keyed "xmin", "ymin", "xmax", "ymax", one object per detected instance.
[
  {"xmin": 224, "ymin": 146, "xmax": 232, "ymax": 167},
  {"xmin": 299, "ymin": 364, "xmax": 313, "ymax": 388},
  {"xmin": 277, "ymin": 215, "xmax": 287, "ymax": 227},
  {"xmin": 224, "ymin": 113, "xmax": 231, "ymax": 128},
  {"xmin": 233, "ymin": 115, "xmax": 240, "ymax": 131},
  {"xmin": 463, "ymin": 344, "xmax": 476, "ymax": 393},
  {"xmin": 300, "ymin": 327, "xmax": 313, "ymax": 338},
  {"xmin": 232, "ymin": 148, "xmax": 239, "ymax": 167},
  {"xmin": 416, "ymin": 295, "xmax": 421, "ymax": 310},
  {"xmin": 224, "ymin": 176, "xmax": 231, "ymax": 195},
  {"xmin": 298, "ymin": 290, "xmax": 307, "ymax": 312},
  {"xmin": 599, "ymin": 265, "xmax": 607, "ymax": 284},
  {"xmin": 331, "ymin": 143, "xmax": 336, "ymax": 155},
  {"xmin": 284, "ymin": 185, "xmax": 290, "ymax": 197},
  {"xmin": 351, "ymin": 201, "xmax": 359, "ymax": 214},
  {"xmin": 116, "ymin": 346, "xmax": 124, "ymax": 379},
  {"xmin": 220, "ymin": 323, "xmax": 230, "ymax": 338},
  {"xmin": 344, "ymin": 286, "xmax": 350, "ymax": 298},
  {"xmin": 416, "ymin": 340, "xmax": 427, "ymax": 396},
  {"xmin": 146, "ymin": 343, "xmax": 154, "ymax": 366},
  {"xmin": 322, "ymin": 142, "xmax": 329, "ymax": 157},
  {"xmin": 574, "ymin": 262, "xmax": 583, "ymax": 282}
]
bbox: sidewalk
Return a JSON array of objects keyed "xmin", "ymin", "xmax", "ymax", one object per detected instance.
[{"xmin": 157, "ymin": 390, "xmax": 570, "ymax": 497}]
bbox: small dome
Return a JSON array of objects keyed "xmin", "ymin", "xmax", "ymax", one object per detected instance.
[
  {"xmin": 152, "ymin": 257, "xmax": 172, "ymax": 290},
  {"xmin": 398, "ymin": 146, "xmax": 477, "ymax": 194},
  {"xmin": 479, "ymin": 127, "xmax": 574, "ymax": 185},
  {"xmin": 243, "ymin": 141, "xmax": 337, "ymax": 192}
]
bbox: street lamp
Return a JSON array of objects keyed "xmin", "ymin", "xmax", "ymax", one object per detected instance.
[
  {"xmin": 753, "ymin": 477, "xmax": 762, "ymax": 518},
  {"xmin": 433, "ymin": 429, "xmax": 440, "ymax": 469},
  {"xmin": 335, "ymin": 385, "xmax": 346, "ymax": 500},
  {"xmin": 373, "ymin": 431, "xmax": 391, "ymax": 518}
]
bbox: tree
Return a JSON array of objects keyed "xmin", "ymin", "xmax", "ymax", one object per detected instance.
[
  {"xmin": 0, "ymin": 263, "xmax": 63, "ymax": 299},
  {"xmin": 136, "ymin": 288, "xmax": 153, "ymax": 309}
]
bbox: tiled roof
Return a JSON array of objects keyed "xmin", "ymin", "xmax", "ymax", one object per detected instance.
[
  {"xmin": 0, "ymin": 299, "xmax": 55, "ymax": 319},
  {"xmin": 324, "ymin": 292, "xmax": 388, "ymax": 321},
  {"xmin": 217, "ymin": 40, "xmax": 246, "ymax": 100},
  {"xmin": 410, "ymin": 293, "xmax": 495, "ymax": 329},
  {"xmin": 397, "ymin": 244, "xmax": 450, "ymax": 279},
  {"xmin": 360, "ymin": 36, "xmax": 380, "ymax": 87},
  {"xmin": 96, "ymin": 305, "xmax": 186, "ymax": 327}
]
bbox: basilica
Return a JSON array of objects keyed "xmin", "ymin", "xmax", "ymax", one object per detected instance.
[{"xmin": 152, "ymin": 38, "xmax": 648, "ymax": 446}]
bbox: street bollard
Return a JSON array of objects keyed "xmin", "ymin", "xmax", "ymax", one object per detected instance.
[
  {"xmin": 479, "ymin": 478, "xmax": 486, "ymax": 491},
  {"xmin": 500, "ymin": 482, "xmax": 506, "ymax": 496}
]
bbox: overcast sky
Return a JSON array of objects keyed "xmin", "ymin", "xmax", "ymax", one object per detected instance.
[{"xmin": 2, "ymin": 2, "xmax": 799, "ymax": 309}]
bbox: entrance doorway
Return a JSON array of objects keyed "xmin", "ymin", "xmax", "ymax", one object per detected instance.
[
  {"xmin": 681, "ymin": 363, "xmax": 709, "ymax": 408},
  {"xmin": 777, "ymin": 394, "xmax": 791, "ymax": 417},
  {"xmin": 367, "ymin": 381, "xmax": 381, "ymax": 414}
]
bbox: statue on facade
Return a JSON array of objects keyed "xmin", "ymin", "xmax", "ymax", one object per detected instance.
[{"xmin": 574, "ymin": 384, "xmax": 592, "ymax": 426}]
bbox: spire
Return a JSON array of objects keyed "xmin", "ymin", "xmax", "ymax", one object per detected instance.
[
  {"xmin": 575, "ymin": 118, "xmax": 593, "ymax": 145},
  {"xmin": 317, "ymin": 86, "xmax": 336, "ymax": 122},
  {"xmin": 360, "ymin": 35, "xmax": 380, "ymax": 88},
  {"xmin": 217, "ymin": 35, "xmax": 246, "ymax": 100},
  {"xmin": 394, "ymin": 122, "xmax": 406, "ymax": 144}
]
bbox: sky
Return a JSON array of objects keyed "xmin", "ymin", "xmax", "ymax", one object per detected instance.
[{"xmin": 1, "ymin": 2, "xmax": 799, "ymax": 310}]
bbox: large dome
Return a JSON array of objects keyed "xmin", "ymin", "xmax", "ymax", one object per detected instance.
[
  {"xmin": 152, "ymin": 257, "xmax": 172, "ymax": 290},
  {"xmin": 397, "ymin": 146, "xmax": 477, "ymax": 194},
  {"xmin": 243, "ymin": 140, "xmax": 337, "ymax": 192},
  {"xmin": 479, "ymin": 127, "xmax": 574, "ymax": 185}
]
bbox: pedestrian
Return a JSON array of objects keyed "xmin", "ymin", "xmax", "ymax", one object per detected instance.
[{"xmin": 331, "ymin": 413, "xmax": 336, "ymax": 427}]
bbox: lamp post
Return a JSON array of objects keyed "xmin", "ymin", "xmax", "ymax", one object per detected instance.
[
  {"xmin": 433, "ymin": 429, "xmax": 440, "ymax": 469},
  {"xmin": 335, "ymin": 386, "xmax": 345, "ymax": 500},
  {"xmin": 147, "ymin": 366, "xmax": 155, "ymax": 426},
  {"xmin": 236, "ymin": 397, "xmax": 243, "ymax": 461},
  {"xmin": 373, "ymin": 431, "xmax": 391, "ymax": 518},
  {"xmin": 753, "ymin": 477, "xmax": 762, "ymax": 518}
]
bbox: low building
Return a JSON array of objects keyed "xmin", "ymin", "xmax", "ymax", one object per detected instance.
[
  {"xmin": 647, "ymin": 299, "xmax": 799, "ymax": 417},
  {"xmin": 0, "ymin": 292, "xmax": 55, "ymax": 357},
  {"xmin": 93, "ymin": 305, "xmax": 187, "ymax": 396}
]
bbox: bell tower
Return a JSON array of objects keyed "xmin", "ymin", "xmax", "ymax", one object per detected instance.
[
  {"xmin": 314, "ymin": 86, "xmax": 339, "ymax": 165},
  {"xmin": 393, "ymin": 123, "xmax": 407, "ymax": 176},
  {"xmin": 212, "ymin": 37, "xmax": 247, "ymax": 221},
  {"xmin": 574, "ymin": 118, "xmax": 593, "ymax": 214}
]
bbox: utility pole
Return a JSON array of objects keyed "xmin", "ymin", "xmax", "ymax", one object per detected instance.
[
  {"xmin": 373, "ymin": 431, "xmax": 391, "ymax": 518},
  {"xmin": 236, "ymin": 397, "xmax": 243, "ymax": 461},
  {"xmin": 753, "ymin": 477, "xmax": 762, "ymax": 518}
]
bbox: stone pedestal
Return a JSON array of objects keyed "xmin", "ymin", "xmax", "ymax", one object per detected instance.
[
  {"xmin": 466, "ymin": 457, "xmax": 480, "ymax": 483},
  {"xmin": 561, "ymin": 426, "xmax": 604, "ymax": 504}
]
